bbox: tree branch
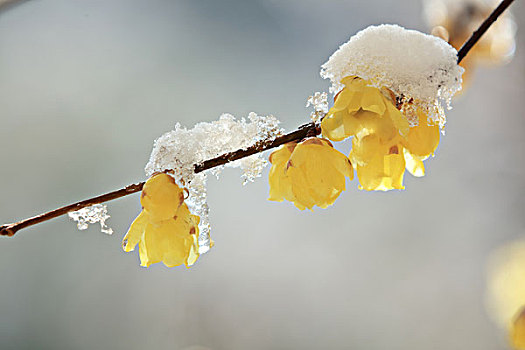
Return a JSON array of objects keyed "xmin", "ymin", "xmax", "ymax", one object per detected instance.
[
  {"xmin": 1, "ymin": 123, "xmax": 319, "ymax": 236},
  {"xmin": 0, "ymin": 183, "xmax": 145, "ymax": 236},
  {"xmin": 457, "ymin": 0, "xmax": 515, "ymax": 64},
  {"xmin": 0, "ymin": 0, "xmax": 516, "ymax": 237}
]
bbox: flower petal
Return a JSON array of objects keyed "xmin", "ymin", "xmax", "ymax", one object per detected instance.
[{"xmin": 122, "ymin": 211, "xmax": 148, "ymax": 252}]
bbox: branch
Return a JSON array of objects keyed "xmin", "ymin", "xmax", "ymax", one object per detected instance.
[
  {"xmin": 1, "ymin": 122, "xmax": 319, "ymax": 236},
  {"xmin": 195, "ymin": 122, "xmax": 318, "ymax": 173},
  {"xmin": 0, "ymin": 183, "xmax": 145, "ymax": 236},
  {"xmin": 0, "ymin": 0, "xmax": 516, "ymax": 237},
  {"xmin": 457, "ymin": 0, "xmax": 515, "ymax": 64}
]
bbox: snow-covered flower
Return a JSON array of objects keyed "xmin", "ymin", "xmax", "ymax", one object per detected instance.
[
  {"xmin": 122, "ymin": 173, "xmax": 200, "ymax": 268},
  {"xmin": 268, "ymin": 138, "xmax": 353, "ymax": 210},
  {"xmin": 322, "ymin": 76, "xmax": 440, "ymax": 191},
  {"xmin": 319, "ymin": 24, "xmax": 457, "ymax": 191},
  {"xmin": 321, "ymin": 24, "xmax": 463, "ymax": 128}
]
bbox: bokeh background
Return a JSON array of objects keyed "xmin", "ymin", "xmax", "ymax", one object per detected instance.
[{"xmin": 0, "ymin": 1, "xmax": 524, "ymax": 349}]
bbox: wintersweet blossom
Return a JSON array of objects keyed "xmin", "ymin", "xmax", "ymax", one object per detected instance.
[
  {"xmin": 268, "ymin": 137, "xmax": 353, "ymax": 210},
  {"xmin": 321, "ymin": 76, "xmax": 440, "ymax": 191},
  {"xmin": 122, "ymin": 173, "xmax": 200, "ymax": 268},
  {"xmin": 487, "ymin": 240, "xmax": 525, "ymax": 328},
  {"xmin": 512, "ymin": 308, "xmax": 525, "ymax": 350}
]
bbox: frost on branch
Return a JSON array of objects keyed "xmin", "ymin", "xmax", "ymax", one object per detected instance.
[
  {"xmin": 306, "ymin": 92, "xmax": 328, "ymax": 123},
  {"xmin": 68, "ymin": 204, "xmax": 113, "ymax": 235},
  {"xmin": 321, "ymin": 24, "xmax": 464, "ymax": 127},
  {"xmin": 145, "ymin": 112, "xmax": 283, "ymax": 253}
]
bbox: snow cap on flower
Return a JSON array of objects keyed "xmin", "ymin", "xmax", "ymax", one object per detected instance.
[
  {"xmin": 321, "ymin": 24, "xmax": 463, "ymax": 126},
  {"xmin": 322, "ymin": 76, "xmax": 440, "ymax": 191}
]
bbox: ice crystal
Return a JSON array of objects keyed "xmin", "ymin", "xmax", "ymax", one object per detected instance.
[
  {"xmin": 321, "ymin": 24, "xmax": 464, "ymax": 127},
  {"xmin": 145, "ymin": 112, "xmax": 283, "ymax": 253},
  {"xmin": 185, "ymin": 173, "xmax": 211, "ymax": 253},
  {"xmin": 306, "ymin": 92, "xmax": 328, "ymax": 123},
  {"xmin": 68, "ymin": 204, "xmax": 113, "ymax": 235}
]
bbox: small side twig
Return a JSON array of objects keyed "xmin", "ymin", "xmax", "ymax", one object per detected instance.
[{"xmin": 0, "ymin": 0, "xmax": 516, "ymax": 237}]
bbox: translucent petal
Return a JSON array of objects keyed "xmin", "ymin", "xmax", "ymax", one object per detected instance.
[
  {"xmin": 185, "ymin": 235, "xmax": 200, "ymax": 267},
  {"xmin": 361, "ymin": 86, "xmax": 387, "ymax": 115},
  {"xmin": 287, "ymin": 165, "xmax": 317, "ymax": 210},
  {"xmin": 341, "ymin": 75, "xmax": 366, "ymax": 91},
  {"xmin": 122, "ymin": 211, "xmax": 148, "ymax": 252},
  {"xmin": 139, "ymin": 222, "xmax": 164, "ymax": 267},
  {"xmin": 330, "ymin": 89, "xmax": 354, "ymax": 112},
  {"xmin": 269, "ymin": 143, "xmax": 295, "ymax": 165},
  {"xmin": 268, "ymin": 144, "xmax": 296, "ymax": 203},
  {"xmin": 138, "ymin": 214, "xmax": 198, "ymax": 268},
  {"xmin": 350, "ymin": 134, "xmax": 387, "ymax": 167},
  {"xmin": 321, "ymin": 111, "xmax": 347, "ymax": 142},
  {"xmin": 268, "ymin": 165, "xmax": 288, "ymax": 202},
  {"xmin": 385, "ymin": 102, "xmax": 410, "ymax": 138},
  {"xmin": 347, "ymin": 91, "xmax": 365, "ymax": 113},
  {"xmin": 402, "ymin": 111, "xmax": 440, "ymax": 157},
  {"xmin": 356, "ymin": 152, "xmax": 405, "ymax": 191},
  {"xmin": 403, "ymin": 149, "xmax": 425, "ymax": 177},
  {"xmin": 351, "ymin": 110, "xmax": 397, "ymax": 141}
]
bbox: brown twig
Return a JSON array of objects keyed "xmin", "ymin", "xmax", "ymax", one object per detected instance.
[
  {"xmin": 0, "ymin": 183, "xmax": 145, "ymax": 236},
  {"xmin": 457, "ymin": 0, "xmax": 516, "ymax": 64},
  {"xmin": 0, "ymin": 123, "xmax": 319, "ymax": 236},
  {"xmin": 194, "ymin": 122, "xmax": 318, "ymax": 173},
  {"xmin": 0, "ymin": 0, "xmax": 516, "ymax": 237}
]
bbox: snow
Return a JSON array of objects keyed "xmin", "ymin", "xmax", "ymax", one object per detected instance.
[
  {"xmin": 68, "ymin": 204, "xmax": 113, "ymax": 235},
  {"xmin": 321, "ymin": 24, "xmax": 464, "ymax": 126},
  {"xmin": 306, "ymin": 92, "xmax": 328, "ymax": 123},
  {"xmin": 145, "ymin": 112, "xmax": 283, "ymax": 253}
]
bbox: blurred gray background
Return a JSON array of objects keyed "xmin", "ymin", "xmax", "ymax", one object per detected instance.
[{"xmin": 0, "ymin": 1, "xmax": 524, "ymax": 349}]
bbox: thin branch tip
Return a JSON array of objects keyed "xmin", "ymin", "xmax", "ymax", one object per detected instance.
[{"xmin": 0, "ymin": 225, "xmax": 16, "ymax": 237}]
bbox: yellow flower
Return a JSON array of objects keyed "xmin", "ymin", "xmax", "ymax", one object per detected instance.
[
  {"xmin": 321, "ymin": 76, "xmax": 409, "ymax": 142},
  {"xmin": 268, "ymin": 137, "xmax": 353, "ymax": 210},
  {"xmin": 487, "ymin": 240, "xmax": 525, "ymax": 328},
  {"xmin": 322, "ymin": 76, "xmax": 440, "ymax": 191},
  {"xmin": 350, "ymin": 135, "xmax": 406, "ymax": 191},
  {"xmin": 512, "ymin": 308, "xmax": 525, "ymax": 350},
  {"xmin": 122, "ymin": 173, "xmax": 200, "ymax": 268}
]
